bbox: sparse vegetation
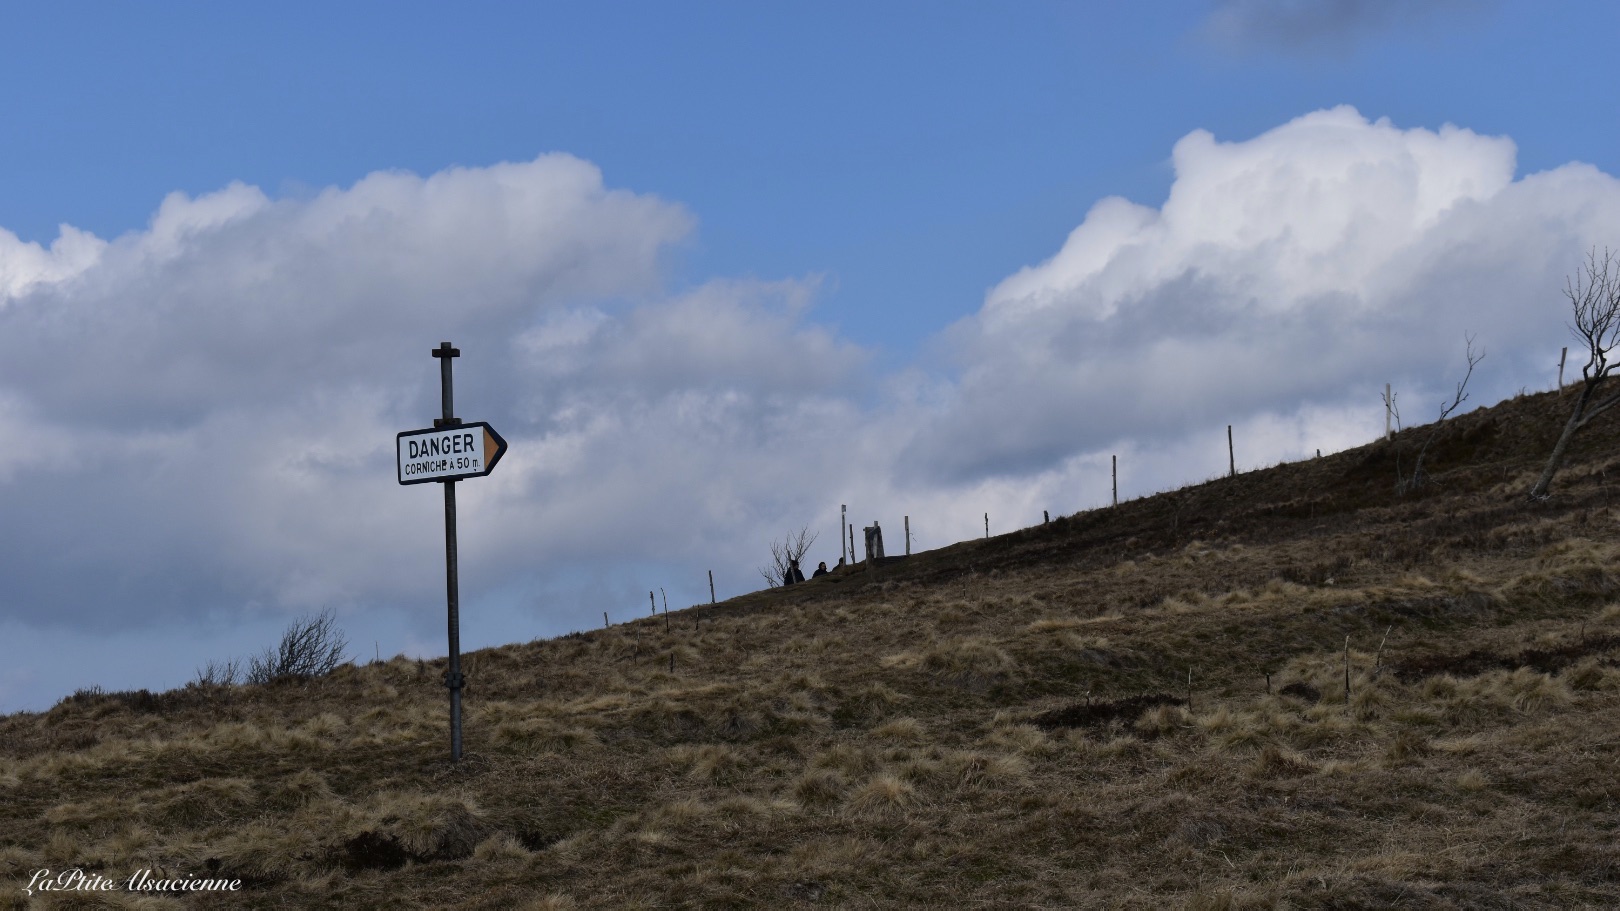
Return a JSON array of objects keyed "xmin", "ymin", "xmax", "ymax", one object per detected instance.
[
  {"xmin": 6, "ymin": 388, "xmax": 1620, "ymax": 907},
  {"xmin": 1533, "ymin": 247, "xmax": 1620, "ymax": 498},
  {"xmin": 1399, "ymin": 334, "xmax": 1482, "ymax": 493},
  {"xmin": 246, "ymin": 608, "xmax": 349, "ymax": 685},
  {"xmin": 758, "ymin": 525, "xmax": 818, "ymax": 588}
]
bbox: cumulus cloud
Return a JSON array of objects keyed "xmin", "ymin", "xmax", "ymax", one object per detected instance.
[
  {"xmin": 905, "ymin": 106, "xmax": 1620, "ymax": 482},
  {"xmin": 4, "ymin": 108, "xmax": 1620, "ymax": 711}
]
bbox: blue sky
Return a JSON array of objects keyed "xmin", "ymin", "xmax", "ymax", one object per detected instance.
[
  {"xmin": 9, "ymin": 1, "xmax": 1616, "ymax": 357},
  {"xmin": 3, "ymin": 1, "xmax": 1620, "ymax": 711}
]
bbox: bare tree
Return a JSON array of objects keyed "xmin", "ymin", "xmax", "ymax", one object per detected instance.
[
  {"xmin": 758, "ymin": 526, "xmax": 819, "ymax": 588},
  {"xmin": 1532, "ymin": 248, "xmax": 1620, "ymax": 499},
  {"xmin": 247, "ymin": 608, "xmax": 350, "ymax": 684},
  {"xmin": 1398, "ymin": 335, "xmax": 1484, "ymax": 493}
]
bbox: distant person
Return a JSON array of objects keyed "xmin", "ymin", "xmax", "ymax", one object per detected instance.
[
  {"xmin": 836, "ymin": 557, "xmax": 845, "ymax": 568},
  {"xmin": 788, "ymin": 559, "xmax": 806, "ymax": 584},
  {"xmin": 812, "ymin": 561, "xmax": 828, "ymax": 578}
]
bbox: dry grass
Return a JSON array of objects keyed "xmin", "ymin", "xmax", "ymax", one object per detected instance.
[{"xmin": 8, "ymin": 389, "xmax": 1620, "ymax": 907}]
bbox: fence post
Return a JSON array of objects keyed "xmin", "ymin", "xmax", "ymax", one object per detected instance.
[
  {"xmin": 649, "ymin": 591, "xmax": 655, "ymax": 616},
  {"xmin": 1384, "ymin": 383, "xmax": 1393, "ymax": 440},
  {"xmin": 984, "ymin": 513, "xmax": 989, "ymax": 539},
  {"xmin": 904, "ymin": 515, "xmax": 910, "ymax": 555},
  {"xmin": 708, "ymin": 569, "xmax": 715, "ymax": 604},
  {"xmin": 840, "ymin": 504, "xmax": 847, "ymax": 564},
  {"xmin": 1112, "ymin": 454, "xmax": 1118, "ymax": 507},
  {"xmin": 1227, "ymin": 425, "xmax": 1235, "ymax": 478},
  {"xmin": 1560, "ymin": 346, "xmax": 1568, "ymax": 394}
]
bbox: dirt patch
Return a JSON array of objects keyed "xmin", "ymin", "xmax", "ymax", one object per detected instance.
[
  {"xmin": 1389, "ymin": 634, "xmax": 1620, "ymax": 682},
  {"xmin": 1278, "ymin": 681, "xmax": 1321, "ymax": 703},
  {"xmin": 1030, "ymin": 693, "xmax": 1183, "ymax": 730}
]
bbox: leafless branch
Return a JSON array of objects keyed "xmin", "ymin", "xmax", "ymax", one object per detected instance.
[
  {"xmin": 1400, "ymin": 335, "xmax": 1484, "ymax": 494},
  {"xmin": 1535, "ymin": 248, "xmax": 1620, "ymax": 497},
  {"xmin": 759, "ymin": 526, "xmax": 819, "ymax": 587}
]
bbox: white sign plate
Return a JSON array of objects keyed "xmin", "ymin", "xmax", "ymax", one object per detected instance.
[{"xmin": 396, "ymin": 422, "xmax": 508, "ymax": 485}]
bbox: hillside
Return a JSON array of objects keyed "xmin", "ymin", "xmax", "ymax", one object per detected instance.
[{"xmin": 6, "ymin": 388, "xmax": 1620, "ymax": 909}]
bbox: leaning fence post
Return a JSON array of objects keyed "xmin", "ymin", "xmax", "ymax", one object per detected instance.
[
  {"xmin": 984, "ymin": 513, "xmax": 989, "ymax": 539},
  {"xmin": 649, "ymin": 591, "xmax": 655, "ymax": 616},
  {"xmin": 1560, "ymin": 346, "xmax": 1568, "ymax": 394},
  {"xmin": 708, "ymin": 569, "xmax": 715, "ymax": 604},
  {"xmin": 1227, "ymin": 425, "xmax": 1235, "ymax": 478}
]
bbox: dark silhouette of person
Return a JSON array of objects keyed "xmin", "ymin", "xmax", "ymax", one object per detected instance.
[
  {"xmin": 811, "ymin": 561, "xmax": 828, "ymax": 578},
  {"xmin": 787, "ymin": 559, "xmax": 805, "ymax": 584}
]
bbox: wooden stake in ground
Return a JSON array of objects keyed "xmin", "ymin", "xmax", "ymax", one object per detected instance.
[
  {"xmin": 984, "ymin": 513, "xmax": 989, "ymax": 539},
  {"xmin": 1375, "ymin": 625, "xmax": 1392, "ymax": 675},
  {"xmin": 708, "ymin": 569, "xmax": 715, "ymax": 604},
  {"xmin": 649, "ymin": 591, "xmax": 655, "ymax": 616},
  {"xmin": 1227, "ymin": 425, "xmax": 1235, "ymax": 478},
  {"xmin": 904, "ymin": 515, "xmax": 910, "ymax": 555},
  {"xmin": 662, "ymin": 588, "xmax": 670, "ymax": 633},
  {"xmin": 1560, "ymin": 345, "xmax": 1568, "ymax": 393},
  {"xmin": 603, "ymin": 611, "xmax": 608, "ymax": 630},
  {"xmin": 1112, "ymin": 454, "xmax": 1118, "ymax": 507},
  {"xmin": 1345, "ymin": 636, "xmax": 1352, "ymax": 704},
  {"xmin": 1385, "ymin": 383, "xmax": 1393, "ymax": 440}
]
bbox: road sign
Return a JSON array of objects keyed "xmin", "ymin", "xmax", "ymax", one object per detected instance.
[{"xmin": 396, "ymin": 421, "xmax": 507, "ymax": 485}]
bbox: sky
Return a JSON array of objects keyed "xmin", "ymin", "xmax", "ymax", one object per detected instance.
[{"xmin": 3, "ymin": 0, "xmax": 1620, "ymax": 712}]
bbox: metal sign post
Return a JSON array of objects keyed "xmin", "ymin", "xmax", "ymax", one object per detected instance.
[{"xmin": 397, "ymin": 342, "xmax": 508, "ymax": 763}]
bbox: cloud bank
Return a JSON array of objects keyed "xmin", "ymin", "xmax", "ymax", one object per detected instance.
[{"xmin": 3, "ymin": 107, "xmax": 1618, "ymax": 710}]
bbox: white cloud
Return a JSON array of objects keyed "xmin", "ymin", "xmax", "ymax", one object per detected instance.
[
  {"xmin": 906, "ymin": 106, "xmax": 1620, "ymax": 483},
  {"xmin": 4, "ymin": 109, "xmax": 1620, "ymax": 712}
]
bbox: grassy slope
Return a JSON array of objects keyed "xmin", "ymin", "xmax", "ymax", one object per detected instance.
[{"xmin": 5, "ymin": 389, "xmax": 1620, "ymax": 909}]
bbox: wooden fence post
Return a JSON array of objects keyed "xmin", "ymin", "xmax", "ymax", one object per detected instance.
[
  {"xmin": 708, "ymin": 569, "xmax": 715, "ymax": 604},
  {"xmin": 984, "ymin": 513, "xmax": 989, "ymax": 539},
  {"xmin": 1560, "ymin": 346, "xmax": 1568, "ymax": 394},
  {"xmin": 904, "ymin": 516, "xmax": 910, "ymax": 555},
  {"xmin": 840, "ymin": 504, "xmax": 847, "ymax": 564},
  {"xmin": 1227, "ymin": 425, "xmax": 1235, "ymax": 478},
  {"xmin": 1384, "ymin": 383, "xmax": 1393, "ymax": 440},
  {"xmin": 1112, "ymin": 454, "xmax": 1118, "ymax": 507}
]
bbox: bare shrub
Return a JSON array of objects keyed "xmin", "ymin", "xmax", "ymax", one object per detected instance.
[
  {"xmin": 247, "ymin": 608, "xmax": 349, "ymax": 684},
  {"xmin": 758, "ymin": 526, "xmax": 819, "ymax": 587},
  {"xmin": 192, "ymin": 658, "xmax": 241, "ymax": 688}
]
